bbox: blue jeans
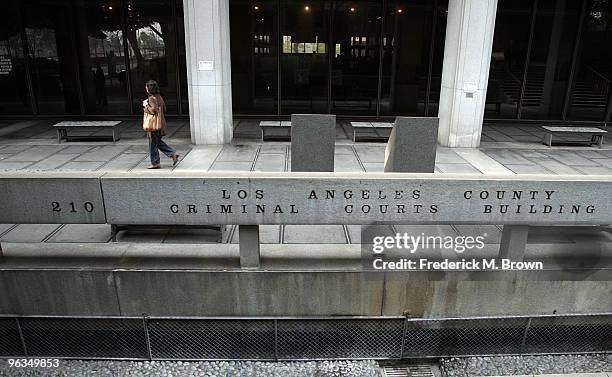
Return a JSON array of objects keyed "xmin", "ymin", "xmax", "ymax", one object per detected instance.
[{"xmin": 149, "ymin": 131, "xmax": 176, "ymax": 165}]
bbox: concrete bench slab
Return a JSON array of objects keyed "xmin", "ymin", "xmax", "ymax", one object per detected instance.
[
  {"xmin": 53, "ymin": 121, "xmax": 122, "ymax": 143},
  {"xmin": 259, "ymin": 121, "xmax": 291, "ymax": 141},
  {"xmin": 541, "ymin": 126, "xmax": 607, "ymax": 148}
]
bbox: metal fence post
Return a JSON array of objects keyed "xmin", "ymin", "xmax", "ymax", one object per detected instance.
[
  {"xmin": 274, "ymin": 319, "xmax": 279, "ymax": 361},
  {"xmin": 521, "ymin": 317, "xmax": 532, "ymax": 352},
  {"xmin": 399, "ymin": 317, "xmax": 409, "ymax": 359},
  {"xmin": 15, "ymin": 318, "xmax": 28, "ymax": 357},
  {"xmin": 142, "ymin": 314, "xmax": 153, "ymax": 361}
]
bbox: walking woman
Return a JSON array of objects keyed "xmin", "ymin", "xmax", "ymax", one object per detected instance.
[{"xmin": 142, "ymin": 80, "xmax": 179, "ymax": 169}]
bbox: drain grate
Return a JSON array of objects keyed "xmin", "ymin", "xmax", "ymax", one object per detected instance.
[{"xmin": 383, "ymin": 365, "xmax": 435, "ymax": 377}]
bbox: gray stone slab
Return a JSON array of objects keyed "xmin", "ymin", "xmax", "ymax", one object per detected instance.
[
  {"xmin": 259, "ymin": 144, "xmax": 287, "ymax": 154},
  {"xmin": 100, "ymin": 154, "xmax": 147, "ymax": 171},
  {"xmin": 0, "ymin": 173, "xmax": 106, "ymax": 224},
  {"xmin": 499, "ymin": 225, "xmax": 528, "ymax": 261},
  {"xmin": 73, "ymin": 146, "xmax": 128, "ymax": 162},
  {"xmin": 482, "ymin": 130, "xmax": 515, "ymax": 142},
  {"xmin": 484, "ymin": 150, "xmax": 533, "ymax": 165},
  {"xmin": 2, "ymin": 146, "xmax": 62, "ymax": 162},
  {"xmin": 334, "ymin": 153, "xmax": 363, "ymax": 172},
  {"xmin": 0, "ymin": 224, "xmax": 16, "ymax": 236},
  {"xmin": 574, "ymin": 165, "xmax": 612, "ymax": 175},
  {"xmin": 531, "ymin": 158, "xmax": 583, "ymax": 175},
  {"xmin": 384, "ymin": 117, "xmax": 439, "ymax": 173},
  {"xmin": 575, "ymin": 150, "xmax": 608, "ymax": 159},
  {"xmin": 436, "ymin": 163, "xmax": 482, "ymax": 173},
  {"xmin": 100, "ymin": 172, "xmax": 612, "ymax": 226},
  {"xmin": 335, "ymin": 145, "xmax": 356, "ymax": 155},
  {"xmin": 115, "ymin": 229, "xmax": 168, "ymax": 243},
  {"xmin": 175, "ymin": 146, "xmax": 222, "ymax": 171},
  {"xmin": 546, "ymin": 151, "xmax": 600, "ymax": 166},
  {"xmin": 506, "ymin": 164, "xmax": 552, "ymax": 174},
  {"xmin": 0, "ymin": 154, "xmax": 10, "ymax": 161},
  {"xmin": 291, "ymin": 114, "xmax": 336, "ymax": 172},
  {"xmin": 210, "ymin": 161, "xmax": 253, "ymax": 171},
  {"xmin": 435, "ymin": 148, "xmax": 468, "ymax": 164},
  {"xmin": 363, "ymin": 162, "xmax": 384, "ymax": 172},
  {"xmin": 56, "ymin": 146, "xmax": 94, "ymax": 155},
  {"xmin": 0, "ymin": 145, "xmax": 33, "ymax": 154},
  {"xmin": 27, "ymin": 154, "xmax": 79, "ymax": 170},
  {"xmin": 283, "ymin": 225, "xmax": 348, "ymax": 244},
  {"xmin": 59, "ymin": 161, "xmax": 106, "ymax": 171},
  {"xmin": 216, "ymin": 145, "xmax": 258, "ymax": 162},
  {"xmin": 0, "ymin": 224, "xmax": 61, "ymax": 242},
  {"xmin": 354, "ymin": 145, "xmax": 385, "ymax": 163},
  {"xmin": 46, "ymin": 224, "xmax": 112, "ymax": 243},
  {"xmin": 595, "ymin": 158, "xmax": 612, "ymax": 168},
  {"xmin": 515, "ymin": 150, "xmax": 547, "ymax": 158},
  {"xmin": 543, "ymin": 126, "xmax": 607, "ymax": 133},
  {"xmin": 254, "ymin": 154, "xmax": 286, "ymax": 172},
  {"xmin": 0, "ymin": 162, "xmax": 33, "ymax": 170}
]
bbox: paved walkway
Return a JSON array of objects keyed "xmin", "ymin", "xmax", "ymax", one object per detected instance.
[{"xmin": 0, "ymin": 119, "xmax": 611, "ymax": 246}]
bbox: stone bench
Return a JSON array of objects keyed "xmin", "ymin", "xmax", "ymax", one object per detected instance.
[
  {"xmin": 541, "ymin": 126, "xmax": 607, "ymax": 148},
  {"xmin": 53, "ymin": 121, "xmax": 122, "ymax": 143},
  {"xmin": 350, "ymin": 122, "xmax": 394, "ymax": 142},
  {"xmin": 259, "ymin": 121, "xmax": 291, "ymax": 141}
]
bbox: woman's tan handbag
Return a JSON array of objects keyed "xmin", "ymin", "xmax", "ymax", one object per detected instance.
[{"xmin": 143, "ymin": 112, "xmax": 160, "ymax": 132}]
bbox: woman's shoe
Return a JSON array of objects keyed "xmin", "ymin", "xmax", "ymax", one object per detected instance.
[
  {"xmin": 147, "ymin": 164, "xmax": 161, "ymax": 169},
  {"xmin": 172, "ymin": 154, "xmax": 180, "ymax": 166}
]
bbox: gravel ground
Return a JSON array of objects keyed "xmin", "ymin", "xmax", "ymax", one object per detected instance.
[
  {"xmin": 440, "ymin": 354, "xmax": 612, "ymax": 376},
  {"xmin": 0, "ymin": 359, "xmax": 382, "ymax": 377}
]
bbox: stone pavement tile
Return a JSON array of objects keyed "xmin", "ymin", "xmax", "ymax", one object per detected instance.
[
  {"xmin": 209, "ymin": 161, "xmax": 253, "ymax": 171},
  {"xmin": 574, "ymin": 165, "xmax": 612, "ymax": 175},
  {"xmin": 28, "ymin": 154, "xmax": 80, "ymax": 170},
  {"xmin": 545, "ymin": 150, "xmax": 600, "ymax": 166},
  {"xmin": 3, "ymin": 145, "xmax": 62, "ymax": 162},
  {"xmin": 254, "ymin": 154, "xmax": 285, "ymax": 172},
  {"xmin": 0, "ymin": 154, "xmax": 11, "ymax": 161},
  {"xmin": 73, "ymin": 145, "xmax": 129, "ymax": 162},
  {"xmin": 100, "ymin": 153, "xmax": 147, "ymax": 171},
  {"xmin": 334, "ymin": 153, "xmax": 363, "ymax": 172},
  {"xmin": 526, "ymin": 226, "xmax": 574, "ymax": 243},
  {"xmin": 530, "ymin": 158, "xmax": 583, "ymax": 175},
  {"xmin": 362, "ymin": 162, "xmax": 384, "ymax": 172},
  {"xmin": 505, "ymin": 164, "xmax": 553, "ymax": 174},
  {"xmin": 491, "ymin": 126, "xmax": 533, "ymax": 136},
  {"xmin": 216, "ymin": 145, "xmax": 258, "ymax": 162},
  {"xmin": 115, "ymin": 229, "xmax": 168, "ymax": 243},
  {"xmin": 230, "ymin": 225, "xmax": 281, "ymax": 244},
  {"xmin": 0, "ymin": 224, "xmax": 61, "ymax": 242},
  {"xmin": 0, "ymin": 224, "xmax": 16, "ymax": 236},
  {"xmin": 516, "ymin": 150, "xmax": 547, "ymax": 158},
  {"xmin": 0, "ymin": 162, "xmax": 33, "ymax": 170},
  {"xmin": 453, "ymin": 224, "xmax": 502, "ymax": 244},
  {"xmin": 575, "ymin": 150, "xmax": 609, "ymax": 159},
  {"xmin": 335, "ymin": 145, "xmax": 356, "ymax": 155},
  {"xmin": 46, "ymin": 224, "xmax": 112, "ymax": 243},
  {"xmin": 59, "ymin": 161, "xmax": 106, "ymax": 171},
  {"xmin": 484, "ymin": 149, "xmax": 533, "ymax": 164},
  {"xmin": 55, "ymin": 145, "xmax": 94, "ymax": 154},
  {"xmin": 483, "ymin": 130, "xmax": 516, "ymax": 142},
  {"xmin": 353, "ymin": 145, "xmax": 385, "ymax": 163},
  {"xmin": 346, "ymin": 225, "xmax": 363, "ymax": 244},
  {"xmin": 435, "ymin": 148, "xmax": 468, "ymax": 163},
  {"xmin": 436, "ymin": 163, "xmax": 482, "ymax": 173},
  {"xmin": 510, "ymin": 135, "xmax": 542, "ymax": 142},
  {"xmin": 454, "ymin": 149, "xmax": 514, "ymax": 174},
  {"xmin": 0, "ymin": 145, "xmax": 32, "ymax": 154},
  {"xmin": 595, "ymin": 149, "xmax": 612, "ymax": 157},
  {"xmin": 259, "ymin": 144, "xmax": 288, "ymax": 154},
  {"xmin": 283, "ymin": 225, "xmax": 348, "ymax": 244},
  {"xmin": 175, "ymin": 145, "xmax": 223, "ymax": 171},
  {"xmin": 594, "ymin": 158, "xmax": 612, "ymax": 168},
  {"xmin": 163, "ymin": 228, "xmax": 221, "ymax": 244}
]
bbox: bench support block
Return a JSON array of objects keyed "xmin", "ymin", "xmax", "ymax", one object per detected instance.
[
  {"xmin": 499, "ymin": 225, "xmax": 529, "ymax": 262},
  {"xmin": 239, "ymin": 225, "xmax": 260, "ymax": 268}
]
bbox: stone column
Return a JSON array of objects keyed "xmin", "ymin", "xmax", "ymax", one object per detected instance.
[
  {"xmin": 438, "ymin": 0, "xmax": 498, "ymax": 148},
  {"xmin": 183, "ymin": 0, "xmax": 233, "ymax": 145}
]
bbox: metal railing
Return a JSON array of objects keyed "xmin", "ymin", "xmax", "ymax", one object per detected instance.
[{"xmin": 0, "ymin": 314, "xmax": 610, "ymax": 361}]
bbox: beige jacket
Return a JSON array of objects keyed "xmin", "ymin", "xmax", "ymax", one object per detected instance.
[{"xmin": 143, "ymin": 94, "xmax": 167, "ymax": 136}]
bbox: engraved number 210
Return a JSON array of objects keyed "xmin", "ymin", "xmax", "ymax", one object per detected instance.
[{"xmin": 51, "ymin": 202, "xmax": 95, "ymax": 213}]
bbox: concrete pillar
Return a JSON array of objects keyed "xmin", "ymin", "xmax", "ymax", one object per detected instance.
[
  {"xmin": 183, "ymin": 0, "xmax": 233, "ymax": 145},
  {"xmin": 438, "ymin": 0, "xmax": 498, "ymax": 148},
  {"xmin": 499, "ymin": 225, "xmax": 529, "ymax": 262}
]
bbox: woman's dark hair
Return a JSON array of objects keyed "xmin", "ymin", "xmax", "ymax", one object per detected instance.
[{"xmin": 145, "ymin": 80, "xmax": 160, "ymax": 95}]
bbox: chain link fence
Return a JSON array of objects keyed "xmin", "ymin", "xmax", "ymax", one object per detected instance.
[{"xmin": 0, "ymin": 314, "xmax": 610, "ymax": 360}]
